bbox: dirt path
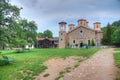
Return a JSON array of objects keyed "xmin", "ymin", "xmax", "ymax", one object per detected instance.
[
  {"xmin": 62, "ymin": 48, "xmax": 117, "ymax": 80},
  {"xmin": 35, "ymin": 48, "xmax": 117, "ymax": 80}
]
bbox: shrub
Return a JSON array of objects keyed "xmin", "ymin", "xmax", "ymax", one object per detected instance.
[
  {"xmin": 91, "ymin": 39, "xmax": 95, "ymax": 46},
  {"xmin": 88, "ymin": 40, "xmax": 91, "ymax": 46},
  {"xmin": 15, "ymin": 50, "xmax": 24, "ymax": 53},
  {"xmin": 0, "ymin": 60, "xmax": 9, "ymax": 66}
]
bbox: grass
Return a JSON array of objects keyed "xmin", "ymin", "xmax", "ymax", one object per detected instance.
[
  {"xmin": 114, "ymin": 52, "xmax": 120, "ymax": 68},
  {"xmin": 43, "ymin": 73, "xmax": 50, "ymax": 77},
  {"xmin": 114, "ymin": 48, "xmax": 120, "ymax": 51},
  {"xmin": 114, "ymin": 48, "xmax": 120, "ymax": 80},
  {"xmin": 116, "ymin": 78, "xmax": 120, "ymax": 80},
  {"xmin": 0, "ymin": 48, "xmax": 99, "ymax": 80}
]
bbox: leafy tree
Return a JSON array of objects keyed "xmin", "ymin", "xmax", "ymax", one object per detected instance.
[
  {"xmin": 38, "ymin": 32, "xmax": 44, "ymax": 38},
  {"xmin": 19, "ymin": 19, "xmax": 38, "ymax": 45},
  {"xmin": 0, "ymin": 28, "xmax": 8, "ymax": 49},
  {"xmin": 0, "ymin": 0, "xmax": 20, "ymax": 49},
  {"xmin": 102, "ymin": 23, "xmax": 112, "ymax": 45},
  {"xmin": 112, "ymin": 28, "xmax": 120, "ymax": 43},
  {"xmin": 112, "ymin": 20, "xmax": 120, "ymax": 27},
  {"xmin": 43, "ymin": 29, "xmax": 53, "ymax": 38},
  {"xmin": 0, "ymin": 0, "xmax": 38, "ymax": 49}
]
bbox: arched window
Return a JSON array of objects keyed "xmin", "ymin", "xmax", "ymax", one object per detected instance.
[
  {"xmin": 73, "ymin": 40, "xmax": 75, "ymax": 44},
  {"xmin": 80, "ymin": 30, "xmax": 83, "ymax": 38}
]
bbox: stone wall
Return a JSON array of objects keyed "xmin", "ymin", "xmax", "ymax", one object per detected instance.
[{"xmin": 67, "ymin": 26, "xmax": 95, "ymax": 47}]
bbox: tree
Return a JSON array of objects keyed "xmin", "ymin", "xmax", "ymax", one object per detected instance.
[
  {"xmin": 0, "ymin": 28, "xmax": 9, "ymax": 49},
  {"xmin": 106, "ymin": 23, "xmax": 112, "ymax": 45},
  {"xmin": 0, "ymin": 0, "xmax": 20, "ymax": 49},
  {"xmin": 19, "ymin": 19, "xmax": 38, "ymax": 45},
  {"xmin": 88, "ymin": 40, "xmax": 91, "ymax": 46},
  {"xmin": 112, "ymin": 28, "xmax": 120, "ymax": 43},
  {"xmin": 91, "ymin": 39, "xmax": 95, "ymax": 46},
  {"xmin": 0, "ymin": 0, "xmax": 38, "ymax": 49},
  {"xmin": 102, "ymin": 23, "xmax": 112, "ymax": 45},
  {"xmin": 112, "ymin": 20, "xmax": 120, "ymax": 27},
  {"xmin": 43, "ymin": 29, "xmax": 53, "ymax": 38},
  {"xmin": 38, "ymin": 32, "xmax": 44, "ymax": 38}
]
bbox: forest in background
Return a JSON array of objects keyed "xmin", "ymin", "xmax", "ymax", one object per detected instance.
[{"xmin": 102, "ymin": 20, "xmax": 120, "ymax": 46}]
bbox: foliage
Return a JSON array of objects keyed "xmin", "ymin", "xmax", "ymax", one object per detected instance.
[
  {"xmin": 75, "ymin": 44, "xmax": 78, "ymax": 47},
  {"xmin": 112, "ymin": 28, "xmax": 120, "ymax": 43},
  {"xmin": 43, "ymin": 29, "xmax": 53, "ymax": 38},
  {"xmin": 91, "ymin": 39, "xmax": 95, "ymax": 46},
  {"xmin": 102, "ymin": 23, "xmax": 112, "ymax": 45},
  {"xmin": 0, "ymin": 60, "xmax": 9, "ymax": 66},
  {"xmin": 112, "ymin": 20, "xmax": 120, "ymax": 27},
  {"xmin": 0, "ymin": 1, "xmax": 38, "ymax": 49},
  {"xmin": 102, "ymin": 21, "xmax": 120, "ymax": 45},
  {"xmin": 38, "ymin": 32, "xmax": 44, "ymax": 38},
  {"xmin": 0, "ymin": 48, "xmax": 99, "ymax": 80},
  {"xmin": 37, "ymin": 29, "xmax": 53, "ymax": 38},
  {"xmin": 88, "ymin": 40, "xmax": 91, "ymax": 46},
  {"xmin": 114, "ymin": 52, "xmax": 120, "ymax": 68}
]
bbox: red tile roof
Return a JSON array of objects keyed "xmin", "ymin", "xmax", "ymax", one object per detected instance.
[{"xmin": 37, "ymin": 38, "xmax": 54, "ymax": 41}]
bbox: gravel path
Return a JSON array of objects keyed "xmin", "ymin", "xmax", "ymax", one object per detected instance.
[
  {"xmin": 62, "ymin": 48, "xmax": 117, "ymax": 80},
  {"xmin": 35, "ymin": 48, "xmax": 117, "ymax": 80}
]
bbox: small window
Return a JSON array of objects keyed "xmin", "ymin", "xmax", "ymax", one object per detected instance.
[
  {"xmin": 61, "ymin": 33, "xmax": 63, "ymax": 36},
  {"xmin": 80, "ymin": 30, "xmax": 83, "ymax": 38},
  {"xmin": 61, "ymin": 38, "xmax": 63, "ymax": 41},
  {"xmin": 96, "ymin": 25, "xmax": 99, "ymax": 28},
  {"xmin": 73, "ymin": 40, "xmax": 75, "ymax": 44}
]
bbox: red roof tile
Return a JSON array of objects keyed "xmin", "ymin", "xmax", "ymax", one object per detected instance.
[{"xmin": 37, "ymin": 38, "xmax": 54, "ymax": 41}]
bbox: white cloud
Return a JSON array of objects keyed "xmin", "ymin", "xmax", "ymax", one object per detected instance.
[{"xmin": 10, "ymin": 0, "xmax": 120, "ymax": 36}]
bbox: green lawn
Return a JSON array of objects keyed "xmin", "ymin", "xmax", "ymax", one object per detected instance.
[
  {"xmin": 114, "ymin": 48, "xmax": 120, "ymax": 80},
  {"xmin": 114, "ymin": 48, "xmax": 120, "ymax": 68},
  {"xmin": 114, "ymin": 52, "xmax": 120, "ymax": 68},
  {"xmin": 114, "ymin": 48, "xmax": 120, "ymax": 51},
  {"xmin": 0, "ymin": 48, "xmax": 99, "ymax": 80}
]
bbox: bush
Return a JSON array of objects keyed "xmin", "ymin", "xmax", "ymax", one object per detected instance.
[
  {"xmin": 0, "ymin": 60, "xmax": 9, "ymax": 66},
  {"xmin": 15, "ymin": 48, "xmax": 30, "ymax": 53},
  {"xmin": 91, "ymin": 39, "xmax": 95, "ymax": 46},
  {"xmin": 15, "ymin": 50, "xmax": 24, "ymax": 53}
]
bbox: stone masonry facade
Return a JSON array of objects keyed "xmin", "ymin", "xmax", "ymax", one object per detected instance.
[{"xmin": 58, "ymin": 19, "xmax": 103, "ymax": 48}]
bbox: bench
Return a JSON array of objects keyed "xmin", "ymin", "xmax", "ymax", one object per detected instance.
[{"xmin": 2, "ymin": 56, "xmax": 13, "ymax": 63}]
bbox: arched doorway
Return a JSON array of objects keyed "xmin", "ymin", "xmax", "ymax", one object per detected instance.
[{"xmin": 80, "ymin": 42, "xmax": 83, "ymax": 48}]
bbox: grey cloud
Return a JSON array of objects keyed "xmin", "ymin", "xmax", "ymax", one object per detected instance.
[
  {"xmin": 18, "ymin": 0, "xmax": 119, "ymax": 15},
  {"xmin": 11, "ymin": 0, "xmax": 120, "ymax": 36}
]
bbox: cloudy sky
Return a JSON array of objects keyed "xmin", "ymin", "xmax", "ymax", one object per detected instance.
[{"xmin": 10, "ymin": 0, "xmax": 120, "ymax": 37}]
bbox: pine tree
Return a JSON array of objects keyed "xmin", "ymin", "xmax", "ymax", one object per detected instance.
[
  {"xmin": 91, "ymin": 39, "xmax": 95, "ymax": 46},
  {"xmin": 106, "ymin": 23, "xmax": 112, "ymax": 45}
]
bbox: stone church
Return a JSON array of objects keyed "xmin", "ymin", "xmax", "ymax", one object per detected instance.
[{"xmin": 58, "ymin": 19, "xmax": 103, "ymax": 48}]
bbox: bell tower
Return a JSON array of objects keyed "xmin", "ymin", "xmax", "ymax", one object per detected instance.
[
  {"xmin": 59, "ymin": 21, "xmax": 67, "ymax": 48},
  {"xmin": 94, "ymin": 22, "xmax": 101, "ymax": 31},
  {"xmin": 94, "ymin": 22, "xmax": 102, "ymax": 46}
]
